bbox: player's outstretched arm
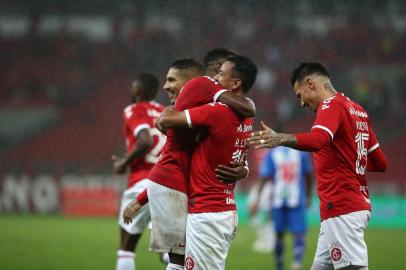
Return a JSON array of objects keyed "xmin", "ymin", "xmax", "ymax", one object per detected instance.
[
  {"xmin": 157, "ymin": 106, "xmax": 189, "ymax": 129},
  {"xmin": 112, "ymin": 129, "xmax": 153, "ymax": 174},
  {"xmin": 248, "ymin": 121, "xmax": 297, "ymax": 149},
  {"xmin": 215, "ymin": 161, "xmax": 249, "ymax": 183},
  {"xmin": 218, "ymin": 91, "xmax": 256, "ymax": 118},
  {"xmin": 249, "ymin": 121, "xmax": 331, "ymax": 151}
]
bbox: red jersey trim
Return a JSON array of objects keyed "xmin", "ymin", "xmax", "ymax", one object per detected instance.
[
  {"xmin": 213, "ymin": 89, "xmax": 229, "ymax": 101},
  {"xmin": 184, "ymin": 110, "xmax": 192, "ymax": 128},
  {"xmin": 312, "ymin": 125, "xmax": 334, "ymax": 140},
  {"xmin": 134, "ymin": 123, "xmax": 151, "ymax": 137},
  {"xmin": 368, "ymin": 143, "xmax": 379, "ymax": 153}
]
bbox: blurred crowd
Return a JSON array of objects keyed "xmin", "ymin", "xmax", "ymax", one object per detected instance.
[{"xmin": 1, "ymin": 0, "xmax": 405, "ymax": 175}]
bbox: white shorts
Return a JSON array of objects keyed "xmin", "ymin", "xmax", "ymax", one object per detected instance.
[
  {"xmin": 147, "ymin": 180, "xmax": 188, "ymax": 255},
  {"xmin": 185, "ymin": 211, "xmax": 238, "ymax": 270},
  {"xmin": 118, "ymin": 179, "xmax": 151, "ymax": 235},
  {"xmin": 313, "ymin": 210, "xmax": 370, "ymax": 269}
]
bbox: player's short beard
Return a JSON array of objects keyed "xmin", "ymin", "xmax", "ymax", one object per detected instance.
[{"xmin": 131, "ymin": 95, "xmax": 137, "ymax": 103}]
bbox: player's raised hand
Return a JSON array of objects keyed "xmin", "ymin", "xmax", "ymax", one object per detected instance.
[
  {"xmin": 215, "ymin": 161, "xmax": 248, "ymax": 183},
  {"xmin": 123, "ymin": 199, "xmax": 142, "ymax": 224},
  {"xmin": 112, "ymin": 155, "xmax": 127, "ymax": 174},
  {"xmin": 248, "ymin": 121, "xmax": 283, "ymax": 149}
]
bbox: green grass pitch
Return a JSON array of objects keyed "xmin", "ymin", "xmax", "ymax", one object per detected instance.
[{"xmin": 1, "ymin": 215, "xmax": 405, "ymax": 269}]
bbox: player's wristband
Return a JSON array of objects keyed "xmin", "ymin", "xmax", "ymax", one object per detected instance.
[{"xmin": 136, "ymin": 189, "xmax": 149, "ymax": 205}]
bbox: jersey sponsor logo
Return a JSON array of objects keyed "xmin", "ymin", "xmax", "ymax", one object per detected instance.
[
  {"xmin": 349, "ymin": 107, "xmax": 368, "ymax": 118},
  {"xmin": 226, "ymin": 197, "xmax": 235, "ymax": 205},
  {"xmin": 185, "ymin": 255, "xmax": 195, "ymax": 270},
  {"xmin": 237, "ymin": 123, "xmax": 253, "ymax": 132}
]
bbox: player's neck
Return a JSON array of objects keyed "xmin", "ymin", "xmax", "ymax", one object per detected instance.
[{"xmin": 320, "ymin": 82, "xmax": 337, "ymax": 101}]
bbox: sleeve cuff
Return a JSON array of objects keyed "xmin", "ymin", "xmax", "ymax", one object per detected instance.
[
  {"xmin": 368, "ymin": 143, "xmax": 380, "ymax": 153},
  {"xmin": 312, "ymin": 125, "xmax": 334, "ymax": 140},
  {"xmin": 184, "ymin": 110, "xmax": 192, "ymax": 128},
  {"xmin": 213, "ymin": 89, "xmax": 230, "ymax": 102}
]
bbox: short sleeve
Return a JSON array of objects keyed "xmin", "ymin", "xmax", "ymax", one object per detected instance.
[
  {"xmin": 259, "ymin": 151, "xmax": 275, "ymax": 179},
  {"xmin": 312, "ymin": 97, "xmax": 342, "ymax": 140},
  {"xmin": 124, "ymin": 108, "xmax": 151, "ymax": 137},
  {"xmin": 367, "ymin": 123, "xmax": 380, "ymax": 153},
  {"xmin": 175, "ymin": 76, "xmax": 226, "ymax": 111},
  {"xmin": 185, "ymin": 102, "xmax": 229, "ymax": 128},
  {"xmin": 301, "ymin": 152, "xmax": 313, "ymax": 174}
]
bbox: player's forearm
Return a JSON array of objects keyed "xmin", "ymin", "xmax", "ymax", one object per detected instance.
[
  {"xmin": 124, "ymin": 132, "xmax": 153, "ymax": 165},
  {"xmin": 218, "ymin": 91, "xmax": 256, "ymax": 118},
  {"xmin": 294, "ymin": 130, "xmax": 330, "ymax": 152},
  {"xmin": 158, "ymin": 109, "xmax": 188, "ymax": 129},
  {"xmin": 367, "ymin": 147, "xmax": 388, "ymax": 172}
]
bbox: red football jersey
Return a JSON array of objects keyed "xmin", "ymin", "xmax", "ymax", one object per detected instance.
[
  {"xmin": 123, "ymin": 101, "xmax": 166, "ymax": 188},
  {"xmin": 147, "ymin": 76, "xmax": 227, "ymax": 193},
  {"xmin": 310, "ymin": 93, "xmax": 379, "ymax": 220},
  {"xmin": 185, "ymin": 102, "xmax": 253, "ymax": 213}
]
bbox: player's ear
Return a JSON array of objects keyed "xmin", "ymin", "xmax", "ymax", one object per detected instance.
[
  {"xmin": 233, "ymin": 78, "xmax": 242, "ymax": 90},
  {"xmin": 306, "ymin": 78, "xmax": 315, "ymax": 91}
]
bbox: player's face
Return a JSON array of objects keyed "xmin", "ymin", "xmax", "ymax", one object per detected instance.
[
  {"xmin": 163, "ymin": 68, "xmax": 188, "ymax": 104},
  {"xmin": 293, "ymin": 78, "xmax": 318, "ymax": 112},
  {"xmin": 130, "ymin": 81, "xmax": 141, "ymax": 103},
  {"xmin": 214, "ymin": 61, "xmax": 241, "ymax": 91}
]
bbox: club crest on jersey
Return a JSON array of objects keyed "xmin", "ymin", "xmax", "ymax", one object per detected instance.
[{"xmin": 185, "ymin": 255, "xmax": 195, "ymax": 270}]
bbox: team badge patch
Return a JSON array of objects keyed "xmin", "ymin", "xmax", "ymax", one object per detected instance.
[
  {"xmin": 331, "ymin": 247, "xmax": 342, "ymax": 262},
  {"xmin": 185, "ymin": 255, "xmax": 195, "ymax": 270}
]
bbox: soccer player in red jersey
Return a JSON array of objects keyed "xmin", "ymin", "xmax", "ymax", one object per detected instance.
[
  {"xmin": 111, "ymin": 74, "xmax": 166, "ymax": 270},
  {"xmin": 249, "ymin": 62, "xmax": 387, "ymax": 270},
  {"xmin": 158, "ymin": 55, "xmax": 257, "ymax": 270},
  {"xmin": 136, "ymin": 54, "xmax": 255, "ymax": 270}
]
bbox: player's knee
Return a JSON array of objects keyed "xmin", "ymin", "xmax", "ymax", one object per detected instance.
[{"xmin": 310, "ymin": 261, "xmax": 334, "ymax": 270}]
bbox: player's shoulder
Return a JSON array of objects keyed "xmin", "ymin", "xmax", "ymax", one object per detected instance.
[
  {"xmin": 185, "ymin": 76, "xmax": 219, "ymax": 88},
  {"xmin": 147, "ymin": 101, "xmax": 165, "ymax": 111},
  {"xmin": 319, "ymin": 92, "xmax": 349, "ymax": 112},
  {"xmin": 206, "ymin": 102, "xmax": 233, "ymax": 113},
  {"xmin": 336, "ymin": 93, "xmax": 369, "ymax": 118}
]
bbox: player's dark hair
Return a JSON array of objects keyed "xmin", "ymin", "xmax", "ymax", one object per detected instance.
[
  {"xmin": 136, "ymin": 73, "xmax": 160, "ymax": 101},
  {"xmin": 226, "ymin": 55, "xmax": 258, "ymax": 93},
  {"xmin": 170, "ymin": 58, "xmax": 204, "ymax": 75},
  {"xmin": 203, "ymin": 48, "xmax": 236, "ymax": 68},
  {"xmin": 290, "ymin": 62, "xmax": 330, "ymax": 87}
]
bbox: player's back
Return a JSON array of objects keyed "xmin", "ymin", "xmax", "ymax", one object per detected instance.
[
  {"xmin": 123, "ymin": 101, "xmax": 165, "ymax": 187},
  {"xmin": 313, "ymin": 93, "xmax": 379, "ymax": 219},
  {"xmin": 148, "ymin": 76, "xmax": 226, "ymax": 193},
  {"xmin": 187, "ymin": 102, "xmax": 252, "ymax": 213}
]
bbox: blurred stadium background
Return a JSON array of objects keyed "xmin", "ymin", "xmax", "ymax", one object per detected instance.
[{"xmin": 0, "ymin": 0, "xmax": 405, "ymax": 269}]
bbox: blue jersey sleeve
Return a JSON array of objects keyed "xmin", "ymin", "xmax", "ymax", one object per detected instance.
[
  {"xmin": 300, "ymin": 152, "xmax": 313, "ymax": 175},
  {"xmin": 259, "ymin": 150, "xmax": 275, "ymax": 180}
]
